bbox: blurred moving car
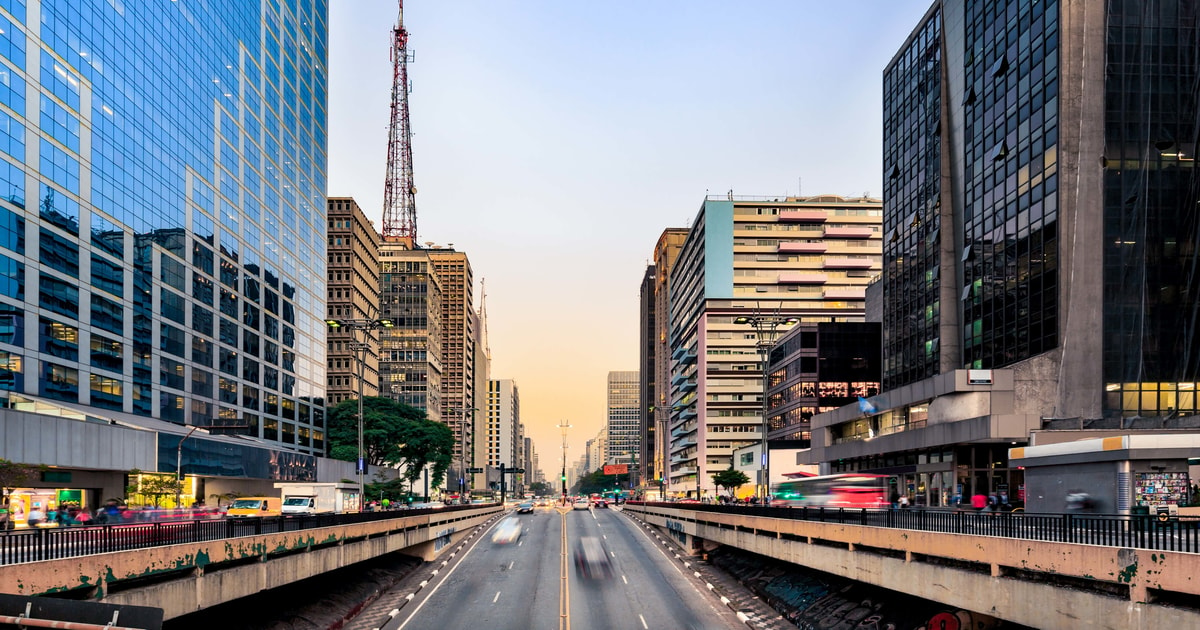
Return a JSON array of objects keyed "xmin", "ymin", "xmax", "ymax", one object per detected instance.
[
  {"xmin": 593, "ymin": 499, "xmax": 608, "ymax": 509},
  {"xmin": 516, "ymin": 501, "xmax": 534, "ymax": 514},
  {"xmin": 572, "ymin": 499, "xmax": 590, "ymax": 510},
  {"xmin": 574, "ymin": 536, "xmax": 613, "ymax": 579},
  {"xmin": 491, "ymin": 517, "xmax": 523, "ymax": 544}
]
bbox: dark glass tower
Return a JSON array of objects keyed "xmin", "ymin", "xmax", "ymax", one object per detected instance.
[{"xmin": 882, "ymin": 7, "xmax": 945, "ymax": 391}]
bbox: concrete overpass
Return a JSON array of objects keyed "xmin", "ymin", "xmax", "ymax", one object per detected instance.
[
  {"xmin": 0, "ymin": 505, "xmax": 503, "ymax": 621},
  {"xmin": 622, "ymin": 503, "xmax": 1200, "ymax": 630}
]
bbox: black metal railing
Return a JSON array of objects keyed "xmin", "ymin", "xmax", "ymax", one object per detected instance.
[
  {"xmin": 628, "ymin": 502, "xmax": 1200, "ymax": 554},
  {"xmin": 0, "ymin": 503, "xmax": 501, "ymax": 566}
]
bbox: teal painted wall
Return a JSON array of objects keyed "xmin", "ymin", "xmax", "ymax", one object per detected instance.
[{"xmin": 703, "ymin": 200, "xmax": 734, "ymax": 299}]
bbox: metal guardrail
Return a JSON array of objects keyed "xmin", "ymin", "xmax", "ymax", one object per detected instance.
[
  {"xmin": 630, "ymin": 502, "xmax": 1200, "ymax": 553},
  {"xmin": 0, "ymin": 503, "xmax": 501, "ymax": 566}
]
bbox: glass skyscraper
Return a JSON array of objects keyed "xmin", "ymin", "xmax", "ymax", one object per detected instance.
[{"xmin": 0, "ymin": 0, "xmax": 328, "ymax": 454}]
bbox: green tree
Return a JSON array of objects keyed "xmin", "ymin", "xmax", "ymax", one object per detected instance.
[
  {"xmin": 571, "ymin": 468, "xmax": 613, "ymax": 496},
  {"xmin": 394, "ymin": 419, "xmax": 454, "ymax": 491},
  {"xmin": 711, "ymin": 466, "xmax": 750, "ymax": 499},
  {"xmin": 328, "ymin": 397, "xmax": 454, "ymax": 491},
  {"xmin": 126, "ymin": 469, "xmax": 183, "ymax": 508},
  {"xmin": 327, "ymin": 397, "xmax": 427, "ymax": 466},
  {"xmin": 528, "ymin": 481, "xmax": 552, "ymax": 496},
  {"xmin": 0, "ymin": 459, "xmax": 39, "ymax": 530}
]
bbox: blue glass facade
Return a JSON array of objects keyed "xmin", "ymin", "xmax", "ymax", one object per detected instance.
[{"xmin": 0, "ymin": 0, "xmax": 328, "ymax": 454}]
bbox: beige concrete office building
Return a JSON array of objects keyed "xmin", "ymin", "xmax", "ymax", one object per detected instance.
[
  {"xmin": 666, "ymin": 194, "xmax": 882, "ymax": 498},
  {"xmin": 325, "ymin": 198, "xmax": 381, "ymax": 407}
]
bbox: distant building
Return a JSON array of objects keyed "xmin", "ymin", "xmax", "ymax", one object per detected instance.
[
  {"xmin": 607, "ymin": 370, "xmax": 640, "ymax": 474},
  {"xmin": 377, "ymin": 245, "xmax": 442, "ymax": 421},
  {"xmin": 428, "ymin": 247, "xmax": 477, "ymax": 492},
  {"xmin": 470, "ymin": 292, "xmax": 491, "ymax": 493},
  {"xmin": 484, "ymin": 379, "xmax": 520, "ymax": 476},
  {"xmin": 668, "ymin": 195, "xmax": 882, "ymax": 498},
  {"xmin": 325, "ymin": 198, "xmax": 381, "ymax": 410},
  {"xmin": 640, "ymin": 228, "xmax": 688, "ymax": 497}
]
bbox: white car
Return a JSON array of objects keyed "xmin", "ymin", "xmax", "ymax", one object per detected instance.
[
  {"xmin": 572, "ymin": 499, "xmax": 590, "ymax": 510},
  {"xmin": 491, "ymin": 517, "xmax": 523, "ymax": 544}
]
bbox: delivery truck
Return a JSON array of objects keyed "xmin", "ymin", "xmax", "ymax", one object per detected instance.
[{"xmin": 274, "ymin": 482, "xmax": 361, "ymax": 515}]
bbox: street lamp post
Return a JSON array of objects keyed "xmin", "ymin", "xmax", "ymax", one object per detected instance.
[
  {"xmin": 175, "ymin": 425, "xmax": 200, "ymax": 509},
  {"xmin": 734, "ymin": 311, "xmax": 798, "ymax": 503},
  {"xmin": 446, "ymin": 406, "xmax": 477, "ymax": 504},
  {"xmin": 326, "ymin": 317, "xmax": 395, "ymax": 509},
  {"xmin": 558, "ymin": 420, "xmax": 571, "ymax": 502}
]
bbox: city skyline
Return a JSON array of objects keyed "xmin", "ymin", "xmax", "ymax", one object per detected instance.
[{"xmin": 327, "ymin": 1, "xmax": 933, "ymax": 463}]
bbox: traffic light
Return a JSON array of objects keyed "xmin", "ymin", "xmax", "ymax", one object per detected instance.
[{"xmin": 561, "ymin": 474, "xmax": 567, "ymax": 482}]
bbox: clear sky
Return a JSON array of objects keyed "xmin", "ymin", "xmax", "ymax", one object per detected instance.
[{"xmin": 327, "ymin": 0, "xmax": 933, "ymax": 481}]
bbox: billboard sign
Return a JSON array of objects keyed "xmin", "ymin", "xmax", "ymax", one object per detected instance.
[{"xmin": 603, "ymin": 464, "xmax": 629, "ymax": 475}]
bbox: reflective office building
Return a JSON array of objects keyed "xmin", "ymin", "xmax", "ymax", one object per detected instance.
[{"xmin": 0, "ymin": 1, "xmax": 329, "ymax": 456}]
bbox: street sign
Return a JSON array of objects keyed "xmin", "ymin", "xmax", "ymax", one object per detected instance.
[
  {"xmin": 603, "ymin": 464, "xmax": 629, "ymax": 475},
  {"xmin": 504, "ymin": 468, "xmax": 525, "ymax": 474},
  {"xmin": 467, "ymin": 467, "xmax": 484, "ymax": 473}
]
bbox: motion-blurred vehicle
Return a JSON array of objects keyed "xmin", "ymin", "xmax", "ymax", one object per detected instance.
[
  {"xmin": 226, "ymin": 497, "xmax": 281, "ymax": 518},
  {"xmin": 593, "ymin": 499, "xmax": 608, "ymax": 509},
  {"xmin": 491, "ymin": 517, "xmax": 523, "ymax": 544},
  {"xmin": 771, "ymin": 473, "xmax": 890, "ymax": 508},
  {"xmin": 572, "ymin": 499, "xmax": 589, "ymax": 510},
  {"xmin": 574, "ymin": 536, "xmax": 613, "ymax": 579},
  {"xmin": 516, "ymin": 501, "xmax": 534, "ymax": 514}
]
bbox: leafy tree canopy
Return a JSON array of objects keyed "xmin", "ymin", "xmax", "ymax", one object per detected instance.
[
  {"xmin": 327, "ymin": 397, "xmax": 454, "ymax": 489},
  {"xmin": 572, "ymin": 468, "xmax": 625, "ymax": 496},
  {"xmin": 712, "ymin": 466, "xmax": 751, "ymax": 497},
  {"xmin": 528, "ymin": 481, "xmax": 553, "ymax": 496}
]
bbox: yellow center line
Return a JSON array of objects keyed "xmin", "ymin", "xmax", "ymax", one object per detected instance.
[{"xmin": 559, "ymin": 508, "xmax": 571, "ymax": 630}]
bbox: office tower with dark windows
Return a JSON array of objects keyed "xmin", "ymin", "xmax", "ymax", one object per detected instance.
[
  {"xmin": 812, "ymin": 0, "xmax": 1200, "ymax": 509},
  {"xmin": 326, "ymin": 198, "xmax": 381, "ymax": 408},
  {"xmin": 0, "ymin": 1, "xmax": 329, "ymax": 460},
  {"xmin": 377, "ymin": 244, "xmax": 442, "ymax": 421},
  {"xmin": 606, "ymin": 370, "xmax": 640, "ymax": 472}
]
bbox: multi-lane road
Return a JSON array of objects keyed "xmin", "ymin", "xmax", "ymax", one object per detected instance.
[{"xmin": 385, "ymin": 505, "xmax": 748, "ymax": 630}]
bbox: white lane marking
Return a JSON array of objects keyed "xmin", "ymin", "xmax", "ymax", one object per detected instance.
[
  {"xmin": 396, "ymin": 521, "xmax": 495, "ymax": 629},
  {"xmin": 639, "ymin": 614, "xmax": 649, "ymax": 629},
  {"xmin": 508, "ymin": 561, "xmax": 514, "ymax": 570},
  {"xmin": 621, "ymin": 575, "xmax": 628, "ymax": 584},
  {"xmin": 493, "ymin": 591, "xmax": 501, "ymax": 603},
  {"xmin": 518, "ymin": 540, "xmax": 523, "ymax": 546},
  {"xmin": 610, "ymin": 551, "xmax": 616, "ymax": 557},
  {"xmin": 602, "ymin": 534, "xmax": 607, "ymax": 540}
]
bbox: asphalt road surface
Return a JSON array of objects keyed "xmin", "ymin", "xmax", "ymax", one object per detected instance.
[{"xmin": 389, "ymin": 505, "xmax": 746, "ymax": 630}]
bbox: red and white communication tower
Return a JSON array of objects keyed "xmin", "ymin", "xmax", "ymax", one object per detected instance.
[{"xmin": 382, "ymin": 0, "xmax": 417, "ymax": 246}]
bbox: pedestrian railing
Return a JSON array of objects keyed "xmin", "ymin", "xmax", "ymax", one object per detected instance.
[
  {"xmin": 629, "ymin": 502, "xmax": 1200, "ymax": 554},
  {"xmin": 0, "ymin": 503, "xmax": 500, "ymax": 566}
]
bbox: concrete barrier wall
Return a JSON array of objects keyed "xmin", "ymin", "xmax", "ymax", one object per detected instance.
[
  {"xmin": 0, "ymin": 506, "xmax": 502, "ymax": 620},
  {"xmin": 626, "ymin": 504, "xmax": 1200, "ymax": 630}
]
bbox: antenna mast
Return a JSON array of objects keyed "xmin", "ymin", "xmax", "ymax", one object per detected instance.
[{"xmin": 382, "ymin": 0, "xmax": 417, "ymax": 246}]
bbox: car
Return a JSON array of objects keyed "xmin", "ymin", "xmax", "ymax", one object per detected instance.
[
  {"xmin": 491, "ymin": 517, "xmax": 522, "ymax": 544},
  {"xmin": 516, "ymin": 501, "xmax": 534, "ymax": 514},
  {"xmin": 573, "ymin": 499, "xmax": 590, "ymax": 510},
  {"xmin": 593, "ymin": 499, "xmax": 608, "ymax": 509},
  {"xmin": 574, "ymin": 536, "xmax": 613, "ymax": 579}
]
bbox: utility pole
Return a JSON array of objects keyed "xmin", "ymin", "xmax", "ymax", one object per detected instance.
[{"xmin": 558, "ymin": 420, "xmax": 571, "ymax": 501}]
